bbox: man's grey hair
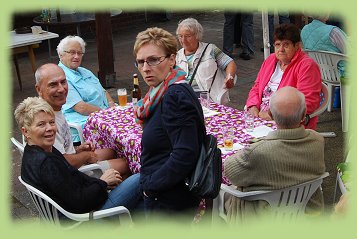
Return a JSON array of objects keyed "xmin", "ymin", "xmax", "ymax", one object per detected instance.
[
  {"xmin": 269, "ymin": 87, "xmax": 306, "ymax": 128},
  {"xmin": 34, "ymin": 63, "xmax": 59, "ymax": 85},
  {"xmin": 176, "ymin": 18, "xmax": 203, "ymax": 41},
  {"xmin": 56, "ymin": 35, "xmax": 86, "ymax": 57}
]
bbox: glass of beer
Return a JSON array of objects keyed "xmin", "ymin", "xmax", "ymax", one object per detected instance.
[
  {"xmin": 117, "ymin": 88, "xmax": 127, "ymax": 108},
  {"xmin": 223, "ymin": 127, "xmax": 234, "ymax": 151}
]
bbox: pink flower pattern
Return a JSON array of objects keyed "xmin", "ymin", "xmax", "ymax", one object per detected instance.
[
  {"xmin": 83, "ymin": 102, "xmax": 276, "ymax": 185},
  {"xmin": 83, "ymin": 103, "xmax": 276, "ymax": 222}
]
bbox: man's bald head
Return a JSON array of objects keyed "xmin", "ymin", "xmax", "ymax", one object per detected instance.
[
  {"xmin": 35, "ymin": 63, "xmax": 68, "ymax": 111},
  {"xmin": 269, "ymin": 86, "xmax": 306, "ymax": 129}
]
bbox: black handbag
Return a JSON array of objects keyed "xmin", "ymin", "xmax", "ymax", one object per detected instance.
[
  {"xmin": 169, "ymin": 84, "xmax": 222, "ymax": 199},
  {"xmin": 186, "ymin": 133, "xmax": 222, "ymax": 199}
]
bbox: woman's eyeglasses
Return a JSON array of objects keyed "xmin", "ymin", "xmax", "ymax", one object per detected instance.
[
  {"xmin": 134, "ymin": 55, "xmax": 170, "ymax": 68},
  {"xmin": 64, "ymin": 50, "xmax": 85, "ymax": 56},
  {"xmin": 273, "ymin": 41, "xmax": 293, "ymax": 49},
  {"xmin": 177, "ymin": 34, "xmax": 193, "ymax": 39}
]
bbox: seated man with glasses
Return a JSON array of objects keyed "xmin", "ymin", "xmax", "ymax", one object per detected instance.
[
  {"xmin": 56, "ymin": 35, "xmax": 116, "ymax": 144},
  {"xmin": 245, "ymin": 23, "xmax": 322, "ymax": 130}
]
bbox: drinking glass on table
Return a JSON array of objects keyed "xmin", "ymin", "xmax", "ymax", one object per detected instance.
[
  {"xmin": 117, "ymin": 88, "xmax": 127, "ymax": 107},
  {"xmin": 244, "ymin": 111, "xmax": 255, "ymax": 132},
  {"xmin": 223, "ymin": 127, "xmax": 234, "ymax": 151},
  {"xmin": 199, "ymin": 91, "xmax": 210, "ymax": 109}
]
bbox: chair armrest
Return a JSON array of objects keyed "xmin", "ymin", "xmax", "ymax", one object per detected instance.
[
  {"xmin": 221, "ymin": 184, "xmax": 271, "ymax": 198},
  {"xmin": 93, "ymin": 206, "xmax": 133, "ymax": 226},
  {"xmin": 79, "ymin": 163, "xmax": 104, "ymax": 174},
  {"xmin": 10, "ymin": 137, "xmax": 25, "ymax": 152},
  {"xmin": 92, "ymin": 206, "xmax": 131, "ymax": 219}
]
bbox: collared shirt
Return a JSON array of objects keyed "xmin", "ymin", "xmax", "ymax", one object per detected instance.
[{"xmin": 58, "ymin": 61, "xmax": 108, "ymax": 142}]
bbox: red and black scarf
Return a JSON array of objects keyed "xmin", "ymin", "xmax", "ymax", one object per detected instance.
[{"xmin": 135, "ymin": 67, "xmax": 187, "ymax": 126}]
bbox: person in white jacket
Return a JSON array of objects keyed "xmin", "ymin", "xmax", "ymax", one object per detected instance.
[{"xmin": 176, "ymin": 18, "xmax": 237, "ymax": 105}]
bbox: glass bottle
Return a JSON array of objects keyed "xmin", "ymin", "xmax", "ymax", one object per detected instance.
[{"xmin": 131, "ymin": 74, "xmax": 142, "ymax": 106}]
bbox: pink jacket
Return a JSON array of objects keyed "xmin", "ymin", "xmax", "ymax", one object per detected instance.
[{"xmin": 246, "ymin": 49, "xmax": 321, "ymax": 129}]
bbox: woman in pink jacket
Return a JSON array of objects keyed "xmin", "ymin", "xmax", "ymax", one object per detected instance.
[{"xmin": 246, "ymin": 23, "xmax": 321, "ymax": 129}]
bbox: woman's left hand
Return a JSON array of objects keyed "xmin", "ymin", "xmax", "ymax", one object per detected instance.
[
  {"xmin": 100, "ymin": 169, "xmax": 123, "ymax": 189},
  {"xmin": 258, "ymin": 110, "xmax": 273, "ymax": 121}
]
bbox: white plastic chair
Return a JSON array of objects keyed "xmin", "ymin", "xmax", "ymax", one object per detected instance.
[
  {"xmin": 18, "ymin": 176, "xmax": 132, "ymax": 229},
  {"xmin": 10, "ymin": 137, "xmax": 25, "ymax": 156},
  {"xmin": 309, "ymin": 82, "xmax": 329, "ymax": 119},
  {"xmin": 212, "ymin": 172, "xmax": 329, "ymax": 223},
  {"xmin": 305, "ymin": 83, "xmax": 335, "ymax": 138},
  {"xmin": 305, "ymin": 50, "xmax": 348, "ymax": 131},
  {"xmin": 68, "ymin": 122, "xmax": 85, "ymax": 144},
  {"xmin": 305, "ymin": 50, "xmax": 346, "ymax": 111},
  {"xmin": 10, "ymin": 137, "xmax": 103, "ymax": 174}
]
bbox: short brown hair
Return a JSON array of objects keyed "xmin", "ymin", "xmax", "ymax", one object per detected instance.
[
  {"xmin": 133, "ymin": 27, "xmax": 178, "ymax": 56},
  {"xmin": 274, "ymin": 23, "xmax": 301, "ymax": 44}
]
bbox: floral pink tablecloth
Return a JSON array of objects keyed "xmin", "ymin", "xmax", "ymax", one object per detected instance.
[{"xmin": 83, "ymin": 103, "xmax": 276, "ymax": 184}]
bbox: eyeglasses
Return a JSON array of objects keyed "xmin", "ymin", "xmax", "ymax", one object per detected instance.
[
  {"xmin": 64, "ymin": 50, "xmax": 85, "ymax": 56},
  {"xmin": 273, "ymin": 41, "xmax": 293, "ymax": 49},
  {"xmin": 177, "ymin": 34, "xmax": 193, "ymax": 39},
  {"xmin": 134, "ymin": 55, "xmax": 170, "ymax": 68}
]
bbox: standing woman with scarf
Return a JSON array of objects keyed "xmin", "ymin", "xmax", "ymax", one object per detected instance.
[{"xmin": 133, "ymin": 27, "xmax": 205, "ymax": 219}]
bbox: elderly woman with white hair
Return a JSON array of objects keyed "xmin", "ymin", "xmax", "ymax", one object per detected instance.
[
  {"xmin": 56, "ymin": 35, "xmax": 115, "ymax": 144},
  {"xmin": 176, "ymin": 18, "xmax": 237, "ymax": 105}
]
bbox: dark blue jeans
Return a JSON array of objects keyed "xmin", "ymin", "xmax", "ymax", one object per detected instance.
[{"xmin": 100, "ymin": 173, "xmax": 143, "ymax": 211}]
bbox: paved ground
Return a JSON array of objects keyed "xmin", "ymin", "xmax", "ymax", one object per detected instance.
[{"xmin": 10, "ymin": 10, "xmax": 346, "ymax": 221}]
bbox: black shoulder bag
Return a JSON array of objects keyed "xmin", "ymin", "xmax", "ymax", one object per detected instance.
[{"xmin": 161, "ymin": 83, "xmax": 222, "ymax": 199}]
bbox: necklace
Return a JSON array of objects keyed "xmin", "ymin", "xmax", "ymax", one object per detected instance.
[{"xmin": 280, "ymin": 62, "xmax": 289, "ymax": 72}]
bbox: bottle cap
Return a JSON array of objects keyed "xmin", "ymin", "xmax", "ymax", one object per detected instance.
[{"xmin": 133, "ymin": 73, "xmax": 138, "ymax": 77}]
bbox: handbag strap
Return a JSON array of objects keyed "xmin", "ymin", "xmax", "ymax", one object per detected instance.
[
  {"xmin": 188, "ymin": 43, "xmax": 210, "ymax": 86},
  {"xmin": 160, "ymin": 84, "xmax": 207, "ymax": 140},
  {"xmin": 175, "ymin": 84, "xmax": 206, "ymax": 135},
  {"xmin": 208, "ymin": 69, "xmax": 218, "ymax": 94}
]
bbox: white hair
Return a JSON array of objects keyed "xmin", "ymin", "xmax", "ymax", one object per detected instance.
[
  {"xmin": 176, "ymin": 17, "xmax": 203, "ymax": 41},
  {"xmin": 56, "ymin": 35, "xmax": 86, "ymax": 57}
]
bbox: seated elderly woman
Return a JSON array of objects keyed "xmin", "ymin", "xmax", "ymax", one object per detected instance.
[
  {"xmin": 176, "ymin": 18, "xmax": 237, "ymax": 105},
  {"xmin": 14, "ymin": 97, "xmax": 142, "ymax": 215},
  {"xmin": 246, "ymin": 23, "xmax": 321, "ymax": 129},
  {"xmin": 56, "ymin": 35, "xmax": 116, "ymax": 143}
]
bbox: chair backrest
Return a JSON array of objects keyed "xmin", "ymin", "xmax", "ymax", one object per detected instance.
[
  {"xmin": 213, "ymin": 172, "xmax": 329, "ymax": 222},
  {"xmin": 310, "ymin": 82, "xmax": 329, "ymax": 118},
  {"xmin": 10, "ymin": 137, "xmax": 25, "ymax": 156},
  {"xmin": 18, "ymin": 176, "xmax": 132, "ymax": 229},
  {"xmin": 68, "ymin": 122, "xmax": 85, "ymax": 144},
  {"xmin": 305, "ymin": 50, "xmax": 346, "ymax": 85}
]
